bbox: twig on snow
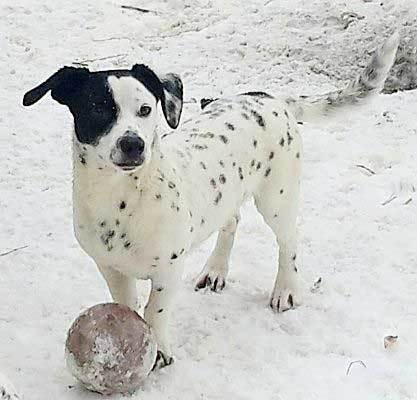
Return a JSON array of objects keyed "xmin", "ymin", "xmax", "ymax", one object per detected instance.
[
  {"xmin": 340, "ymin": 12, "xmax": 365, "ymax": 30},
  {"xmin": 382, "ymin": 195, "xmax": 397, "ymax": 206},
  {"xmin": 346, "ymin": 360, "xmax": 367, "ymax": 375},
  {"xmin": 355, "ymin": 164, "xmax": 376, "ymax": 175},
  {"xmin": 384, "ymin": 335, "xmax": 398, "ymax": 349},
  {"xmin": 93, "ymin": 36, "xmax": 131, "ymax": 42},
  {"xmin": 72, "ymin": 53, "xmax": 128, "ymax": 67},
  {"xmin": 0, "ymin": 245, "xmax": 29, "ymax": 257},
  {"xmin": 121, "ymin": 5, "xmax": 156, "ymax": 14},
  {"xmin": 310, "ymin": 277, "xmax": 322, "ymax": 293}
]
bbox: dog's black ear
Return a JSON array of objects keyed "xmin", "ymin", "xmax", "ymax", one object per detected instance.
[
  {"xmin": 131, "ymin": 64, "xmax": 183, "ymax": 129},
  {"xmin": 23, "ymin": 67, "xmax": 90, "ymax": 107},
  {"xmin": 160, "ymin": 73, "xmax": 183, "ymax": 129},
  {"xmin": 131, "ymin": 64, "xmax": 164, "ymax": 101}
]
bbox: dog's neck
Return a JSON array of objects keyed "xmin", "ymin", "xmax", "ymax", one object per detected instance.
[{"xmin": 72, "ymin": 137, "xmax": 169, "ymax": 202}]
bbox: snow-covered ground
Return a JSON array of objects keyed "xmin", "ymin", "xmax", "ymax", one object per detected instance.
[{"xmin": 1, "ymin": 0, "xmax": 416, "ymax": 399}]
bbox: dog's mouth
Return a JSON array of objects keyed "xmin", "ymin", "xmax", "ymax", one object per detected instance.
[{"xmin": 114, "ymin": 159, "xmax": 144, "ymax": 171}]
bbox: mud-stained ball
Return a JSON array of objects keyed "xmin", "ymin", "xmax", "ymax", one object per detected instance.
[{"xmin": 65, "ymin": 303, "xmax": 157, "ymax": 395}]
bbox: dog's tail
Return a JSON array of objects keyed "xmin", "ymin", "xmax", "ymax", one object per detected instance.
[{"xmin": 283, "ymin": 32, "xmax": 399, "ymax": 123}]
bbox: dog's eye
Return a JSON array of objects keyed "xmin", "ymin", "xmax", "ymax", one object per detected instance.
[{"xmin": 137, "ymin": 105, "xmax": 152, "ymax": 118}]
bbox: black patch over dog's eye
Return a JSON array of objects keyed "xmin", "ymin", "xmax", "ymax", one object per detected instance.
[
  {"xmin": 137, "ymin": 105, "xmax": 152, "ymax": 117},
  {"xmin": 93, "ymin": 103, "xmax": 105, "ymax": 114}
]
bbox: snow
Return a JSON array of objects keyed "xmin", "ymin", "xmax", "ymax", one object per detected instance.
[
  {"xmin": 0, "ymin": 372, "xmax": 19, "ymax": 399},
  {"xmin": 0, "ymin": 0, "xmax": 416, "ymax": 399}
]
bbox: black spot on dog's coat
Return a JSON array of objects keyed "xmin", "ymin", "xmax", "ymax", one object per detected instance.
[
  {"xmin": 219, "ymin": 135, "xmax": 228, "ymax": 144},
  {"xmin": 280, "ymin": 137, "xmax": 285, "ymax": 147},
  {"xmin": 269, "ymin": 152, "xmax": 274, "ymax": 160},
  {"xmin": 225, "ymin": 122, "xmax": 235, "ymax": 131},
  {"xmin": 193, "ymin": 144, "xmax": 208, "ymax": 150},
  {"xmin": 171, "ymin": 253, "xmax": 178, "ymax": 260},
  {"xmin": 219, "ymin": 174, "xmax": 226, "ymax": 184},
  {"xmin": 253, "ymin": 140, "xmax": 258, "ymax": 148},
  {"xmin": 119, "ymin": 201, "xmax": 126, "ymax": 210},
  {"xmin": 214, "ymin": 192, "xmax": 222, "ymax": 205},
  {"xmin": 101, "ymin": 230, "xmax": 115, "ymax": 251},
  {"xmin": 250, "ymin": 110, "xmax": 266, "ymax": 129},
  {"xmin": 287, "ymin": 131, "xmax": 294, "ymax": 145},
  {"xmin": 265, "ymin": 167, "xmax": 271, "ymax": 177},
  {"xmin": 199, "ymin": 132, "xmax": 214, "ymax": 139},
  {"xmin": 79, "ymin": 153, "xmax": 87, "ymax": 165},
  {"xmin": 238, "ymin": 167, "xmax": 244, "ymax": 180}
]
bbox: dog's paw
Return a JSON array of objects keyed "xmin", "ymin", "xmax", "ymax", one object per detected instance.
[
  {"xmin": 195, "ymin": 271, "xmax": 226, "ymax": 292},
  {"xmin": 269, "ymin": 285, "xmax": 301, "ymax": 313},
  {"xmin": 152, "ymin": 350, "xmax": 174, "ymax": 371}
]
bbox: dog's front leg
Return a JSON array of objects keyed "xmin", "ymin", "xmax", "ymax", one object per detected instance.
[
  {"xmin": 97, "ymin": 265, "xmax": 138, "ymax": 310},
  {"xmin": 145, "ymin": 267, "xmax": 182, "ymax": 369}
]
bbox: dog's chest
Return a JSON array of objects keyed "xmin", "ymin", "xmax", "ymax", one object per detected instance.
[
  {"xmin": 73, "ymin": 174, "xmax": 154, "ymax": 276},
  {"xmin": 72, "ymin": 165, "xmax": 193, "ymax": 277}
]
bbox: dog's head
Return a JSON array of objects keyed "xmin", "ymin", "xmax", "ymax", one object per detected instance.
[{"xmin": 23, "ymin": 65, "xmax": 183, "ymax": 172}]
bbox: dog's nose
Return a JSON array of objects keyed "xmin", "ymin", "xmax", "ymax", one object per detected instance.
[{"xmin": 117, "ymin": 131, "xmax": 145, "ymax": 159}]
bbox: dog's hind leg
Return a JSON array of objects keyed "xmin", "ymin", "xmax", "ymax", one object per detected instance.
[
  {"xmin": 97, "ymin": 265, "xmax": 138, "ymax": 310},
  {"xmin": 195, "ymin": 213, "xmax": 240, "ymax": 292},
  {"xmin": 254, "ymin": 162, "xmax": 302, "ymax": 313}
]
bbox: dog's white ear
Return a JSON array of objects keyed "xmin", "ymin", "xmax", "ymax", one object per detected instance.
[{"xmin": 161, "ymin": 73, "xmax": 183, "ymax": 129}]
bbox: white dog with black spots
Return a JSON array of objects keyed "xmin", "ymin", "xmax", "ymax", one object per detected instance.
[{"xmin": 23, "ymin": 33, "xmax": 399, "ymax": 368}]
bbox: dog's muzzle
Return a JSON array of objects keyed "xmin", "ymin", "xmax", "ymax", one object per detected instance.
[{"xmin": 113, "ymin": 131, "xmax": 145, "ymax": 170}]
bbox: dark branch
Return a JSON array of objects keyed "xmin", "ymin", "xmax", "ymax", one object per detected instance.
[{"xmin": 0, "ymin": 245, "xmax": 29, "ymax": 257}]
